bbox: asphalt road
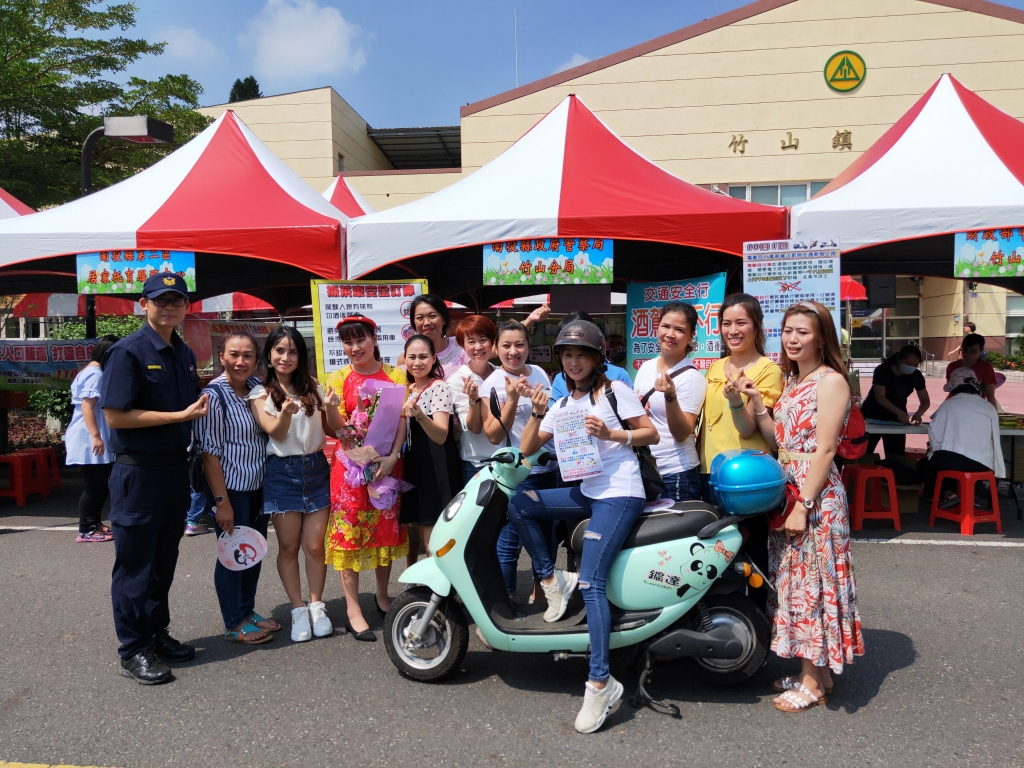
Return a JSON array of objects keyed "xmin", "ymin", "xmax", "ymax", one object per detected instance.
[{"xmin": 1, "ymin": 474, "xmax": 1023, "ymax": 767}]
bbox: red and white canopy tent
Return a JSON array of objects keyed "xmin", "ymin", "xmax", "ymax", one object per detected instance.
[
  {"xmin": 347, "ymin": 95, "xmax": 787, "ymax": 308},
  {"xmin": 0, "ymin": 111, "xmax": 348, "ymax": 312},
  {"xmin": 791, "ymin": 73, "xmax": 1024, "ymax": 291},
  {"xmin": 11, "ymin": 291, "xmax": 276, "ymax": 318},
  {"xmin": 323, "ymin": 175, "xmax": 375, "ymax": 218},
  {"xmin": 0, "ymin": 187, "xmax": 33, "ymax": 220}
]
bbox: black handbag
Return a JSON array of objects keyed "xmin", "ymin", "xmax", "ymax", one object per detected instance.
[
  {"xmin": 605, "ymin": 384, "xmax": 666, "ymax": 501},
  {"xmin": 187, "ymin": 386, "xmax": 222, "ymax": 491}
]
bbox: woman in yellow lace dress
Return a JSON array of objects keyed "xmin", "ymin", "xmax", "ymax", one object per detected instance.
[{"xmin": 325, "ymin": 316, "xmax": 408, "ymax": 641}]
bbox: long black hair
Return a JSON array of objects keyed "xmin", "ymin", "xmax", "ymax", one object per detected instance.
[
  {"xmin": 404, "ymin": 334, "xmax": 445, "ymax": 381},
  {"xmin": 718, "ymin": 293, "xmax": 766, "ymax": 357},
  {"xmin": 262, "ymin": 325, "xmax": 322, "ymax": 416},
  {"xmin": 92, "ymin": 335, "xmax": 120, "ymax": 368}
]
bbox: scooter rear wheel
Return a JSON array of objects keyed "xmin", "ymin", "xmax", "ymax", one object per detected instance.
[
  {"xmin": 384, "ymin": 587, "xmax": 469, "ymax": 682},
  {"xmin": 690, "ymin": 593, "xmax": 770, "ymax": 685}
]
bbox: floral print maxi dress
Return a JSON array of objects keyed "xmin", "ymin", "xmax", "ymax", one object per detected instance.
[
  {"xmin": 325, "ymin": 365, "xmax": 409, "ymax": 572},
  {"xmin": 769, "ymin": 370, "xmax": 865, "ymax": 673}
]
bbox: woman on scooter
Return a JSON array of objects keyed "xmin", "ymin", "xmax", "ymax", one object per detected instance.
[
  {"xmin": 400, "ymin": 335, "xmax": 464, "ymax": 562},
  {"xmin": 480, "ymin": 320, "xmax": 558, "ymax": 601},
  {"xmin": 632, "ymin": 301, "xmax": 707, "ymax": 501},
  {"xmin": 510, "ymin": 320, "xmax": 659, "ymax": 734},
  {"xmin": 739, "ymin": 300, "xmax": 864, "ymax": 712},
  {"xmin": 324, "ymin": 316, "xmax": 409, "ymax": 642}
]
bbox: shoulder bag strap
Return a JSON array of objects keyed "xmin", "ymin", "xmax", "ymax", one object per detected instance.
[
  {"xmin": 605, "ymin": 384, "xmax": 629, "ymax": 431},
  {"xmin": 640, "ymin": 364, "xmax": 691, "ymax": 408}
]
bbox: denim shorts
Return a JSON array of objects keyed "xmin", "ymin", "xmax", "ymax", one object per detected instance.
[{"xmin": 261, "ymin": 451, "xmax": 330, "ymax": 515}]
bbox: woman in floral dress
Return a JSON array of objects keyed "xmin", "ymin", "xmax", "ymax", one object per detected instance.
[
  {"xmin": 740, "ymin": 300, "xmax": 864, "ymax": 712},
  {"xmin": 325, "ymin": 316, "xmax": 408, "ymax": 642}
]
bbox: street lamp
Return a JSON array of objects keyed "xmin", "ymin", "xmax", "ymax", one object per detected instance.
[{"xmin": 80, "ymin": 115, "xmax": 174, "ymax": 335}]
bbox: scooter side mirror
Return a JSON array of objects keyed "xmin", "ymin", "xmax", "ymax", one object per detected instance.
[{"xmin": 489, "ymin": 389, "xmax": 512, "ymax": 447}]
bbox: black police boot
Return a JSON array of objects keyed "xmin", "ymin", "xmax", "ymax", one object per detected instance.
[
  {"xmin": 119, "ymin": 649, "xmax": 172, "ymax": 685},
  {"xmin": 151, "ymin": 628, "xmax": 196, "ymax": 662}
]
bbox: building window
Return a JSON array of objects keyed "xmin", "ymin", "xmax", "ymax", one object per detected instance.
[
  {"xmin": 26, "ymin": 320, "xmax": 43, "ymax": 339},
  {"xmin": 337, "ymin": 153, "xmax": 345, "ymax": 172},
  {"xmin": 4, "ymin": 318, "xmax": 20, "ymax": 339},
  {"xmin": 850, "ymin": 277, "xmax": 921, "ymax": 360},
  {"xmin": 1006, "ymin": 293, "xmax": 1024, "ymax": 354},
  {"xmin": 727, "ymin": 181, "xmax": 832, "ymax": 204}
]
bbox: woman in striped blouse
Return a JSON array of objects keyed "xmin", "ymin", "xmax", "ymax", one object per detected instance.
[{"xmin": 194, "ymin": 331, "xmax": 276, "ymax": 645}]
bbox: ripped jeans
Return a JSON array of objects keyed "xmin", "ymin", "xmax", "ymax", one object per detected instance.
[{"xmin": 507, "ymin": 486, "xmax": 644, "ymax": 683}]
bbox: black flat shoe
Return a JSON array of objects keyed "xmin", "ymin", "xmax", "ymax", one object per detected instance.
[
  {"xmin": 151, "ymin": 628, "xmax": 196, "ymax": 662},
  {"xmin": 345, "ymin": 616, "xmax": 377, "ymax": 642},
  {"xmin": 119, "ymin": 650, "xmax": 172, "ymax": 685},
  {"xmin": 375, "ymin": 598, "xmax": 389, "ymax": 620}
]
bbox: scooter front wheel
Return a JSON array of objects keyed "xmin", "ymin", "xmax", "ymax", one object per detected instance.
[{"xmin": 384, "ymin": 586, "xmax": 469, "ymax": 682}]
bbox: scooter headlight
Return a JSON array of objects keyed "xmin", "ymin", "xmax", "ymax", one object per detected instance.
[{"xmin": 441, "ymin": 492, "xmax": 467, "ymax": 522}]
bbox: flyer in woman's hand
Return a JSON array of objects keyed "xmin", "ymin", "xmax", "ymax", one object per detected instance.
[{"xmin": 553, "ymin": 405, "xmax": 603, "ymax": 481}]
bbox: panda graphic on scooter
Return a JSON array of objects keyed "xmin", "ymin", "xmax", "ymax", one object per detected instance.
[{"xmin": 383, "ymin": 391, "xmax": 784, "ymax": 714}]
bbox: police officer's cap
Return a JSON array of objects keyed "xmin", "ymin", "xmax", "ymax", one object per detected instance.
[{"xmin": 141, "ymin": 271, "xmax": 189, "ymax": 299}]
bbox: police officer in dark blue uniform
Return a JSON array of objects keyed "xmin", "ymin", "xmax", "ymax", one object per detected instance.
[{"xmin": 101, "ymin": 272, "xmax": 209, "ymax": 684}]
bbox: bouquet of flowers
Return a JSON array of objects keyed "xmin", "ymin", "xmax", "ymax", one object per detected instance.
[{"xmin": 335, "ymin": 380, "xmax": 411, "ymax": 509}]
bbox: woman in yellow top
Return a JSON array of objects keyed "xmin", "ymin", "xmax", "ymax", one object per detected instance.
[{"xmin": 699, "ymin": 293, "xmax": 784, "ymax": 495}]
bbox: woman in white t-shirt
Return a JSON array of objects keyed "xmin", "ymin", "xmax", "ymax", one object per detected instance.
[
  {"xmin": 249, "ymin": 326, "xmax": 344, "ymax": 643},
  {"xmin": 633, "ymin": 301, "xmax": 707, "ymax": 502},
  {"xmin": 480, "ymin": 319, "xmax": 556, "ymax": 600},
  {"xmin": 511, "ymin": 320, "xmax": 659, "ymax": 734},
  {"xmin": 447, "ymin": 314, "xmax": 499, "ymax": 485}
]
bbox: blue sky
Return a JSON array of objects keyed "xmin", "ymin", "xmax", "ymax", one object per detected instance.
[{"xmin": 127, "ymin": 0, "xmax": 1024, "ymax": 128}]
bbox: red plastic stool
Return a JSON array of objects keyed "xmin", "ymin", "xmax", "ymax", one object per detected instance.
[
  {"xmin": 0, "ymin": 453, "xmax": 43, "ymax": 506},
  {"xmin": 847, "ymin": 466, "xmax": 901, "ymax": 531},
  {"xmin": 16, "ymin": 447, "xmax": 60, "ymax": 492},
  {"xmin": 929, "ymin": 470, "xmax": 1002, "ymax": 535}
]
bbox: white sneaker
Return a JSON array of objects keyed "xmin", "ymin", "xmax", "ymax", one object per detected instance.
[
  {"xmin": 574, "ymin": 676, "xmax": 624, "ymax": 734},
  {"xmin": 308, "ymin": 601, "xmax": 333, "ymax": 637},
  {"xmin": 290, "ymin": 605, "xmax": 312, "ymax": 642},
  {"xmin": 540, "ymin": 570, "xmax": 578, "ymax": 622}
]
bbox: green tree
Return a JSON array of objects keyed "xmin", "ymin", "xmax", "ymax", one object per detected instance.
[
  {"xmin": 229, "ymin": 75, "xmax": 262, "ymax": 103},
  {"xmin": 0, "ymin": 0, "xmax": 213, "ymax": 209}
]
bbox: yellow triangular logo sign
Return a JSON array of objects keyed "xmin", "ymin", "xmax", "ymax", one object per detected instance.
[{"xmin": 830, "ymin": 56, "xmax": 861, "ymax": 83}]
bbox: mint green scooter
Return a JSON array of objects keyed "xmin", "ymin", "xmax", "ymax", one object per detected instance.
[{"xmin": 383, "ymin": 398, "xmax": 785, "ymax": 711}]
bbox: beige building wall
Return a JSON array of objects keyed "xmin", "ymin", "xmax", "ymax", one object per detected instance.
[
  {"xmin": 460, "ymin": 0, "xmax": 1024, "ymax": 182},
  {"xmin": 198, "ymin": 87, "xmax": 392, "ymax": 195},
  {"xmin": 343, "ymin": 169, "xmax": 462, "ymax": 211}
]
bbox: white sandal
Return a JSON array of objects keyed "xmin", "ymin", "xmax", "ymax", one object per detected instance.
[
  {"xmin": 772, "ymin": 675, "xmax": 832, "ymax": 695},
  {"xmin": 773, "ymin": 682, "xmax": 826, "ymax": 712}
]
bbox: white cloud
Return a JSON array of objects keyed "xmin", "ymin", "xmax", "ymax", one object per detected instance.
[
  {"xmin": 553, "ymin": 53, "xmax": 591, "ymax": 74},
  {"xmin": 159, "ymin": 27, "xmax": 220, "ymax": 65},
  {"xmin": 240, "ymin": 0, "xmax": 366, "ymax": 84}
]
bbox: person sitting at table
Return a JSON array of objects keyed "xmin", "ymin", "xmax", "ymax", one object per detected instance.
[
  {"xmin": 945, "ymin": 332, "xmax": 999, "ymax": 410},
  {"xmin": 918, "ymin": 366, "xmax": 1004, "ymax": 507},
  {"xmin": 861, "ymin": 345, "xmax": 930, "ymax": 458}
]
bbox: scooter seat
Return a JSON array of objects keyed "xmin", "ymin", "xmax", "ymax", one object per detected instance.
[{"xmin": 570, "ymin": 501, "xmax": 719, "ymax": 552}]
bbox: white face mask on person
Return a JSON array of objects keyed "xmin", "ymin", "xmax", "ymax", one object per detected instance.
[{"xmin": 899, "ymin": 364, "xmax": 918, "ymax": 375}]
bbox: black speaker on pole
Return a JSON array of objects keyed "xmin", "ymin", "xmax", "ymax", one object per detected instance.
[{"xmin": 865, "ymin": 275, "xmax": 897, "ymax": 308}]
